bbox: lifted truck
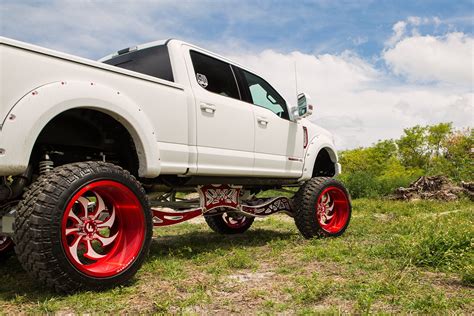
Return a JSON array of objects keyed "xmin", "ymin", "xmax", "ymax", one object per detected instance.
[{"xmin": 0, "ymin": 37, "xmax": 351, "ymax": 292}]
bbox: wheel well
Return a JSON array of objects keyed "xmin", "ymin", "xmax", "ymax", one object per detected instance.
[
  {"xmin": 312, "ymin": 148, "xmax": 336, "ymax": 177},
  {"xmin": 31, "ymin": 109, "xmax": 139, "ymax": 176}
]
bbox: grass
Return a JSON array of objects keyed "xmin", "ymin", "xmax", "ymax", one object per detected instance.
[{"xmin": 0, "ymin": 198, "xmax": 473, "ymax": 314}]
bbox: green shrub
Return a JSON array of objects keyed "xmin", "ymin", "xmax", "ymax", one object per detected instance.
[{"xmin": 338, "ymin": 171, "xmax": 380, "ymax": 199}]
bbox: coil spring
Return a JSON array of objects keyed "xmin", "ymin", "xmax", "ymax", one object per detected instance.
[{"xmin": 39, "ymin": 159, "xmax": 54, "ymax": 174}]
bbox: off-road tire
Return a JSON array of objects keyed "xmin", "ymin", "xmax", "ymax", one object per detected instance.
[
  {"xmin": 205, "ymin": 211, "xmax": 255, "ymax": 234},
  {"xmin": 13, "ymin": 162, "xmax": 152, "ymax": 292},
  {"xmin": 294, "ymin": 177, "xmax": 351, "ymax": 239}
]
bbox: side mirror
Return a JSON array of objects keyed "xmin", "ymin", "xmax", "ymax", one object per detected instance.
[{"xmin": 294, "ymin": 93, "xmax": 313, "ymax": 120}]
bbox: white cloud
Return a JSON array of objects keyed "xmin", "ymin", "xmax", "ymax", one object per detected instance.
[
  {"xmin": 385, "ymin": 16, "xmax": 445, "ymax": 47},
  {"xmin": 383, "ymin": 16, "xmax": 474, "ymax": 86},
  {"xmin": 228, "ymin": 49, "xmax": 473, "ymax": 149},
  {"xmin": 383, "ymin": 32, "xmax": 474, "ymax": 86},
  {"xmin": 386, "ymin": 21, "xmax": 407, "ymax": 47}
]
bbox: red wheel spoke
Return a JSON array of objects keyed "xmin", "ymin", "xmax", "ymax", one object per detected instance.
[
  {"xmin": 67, "ymin": 207, "xmax": 83, "ymax": 224},
  {"xmin": 68, "ymin": 235, "xmax": 84, "ymax": 264},
  {"xmin": 83, "ymin": 239, "xmax": 106, "ymax": 260},
  {"xmin": 77, "ymin": 196, "xmax": 91, "ymax": 219},
  {"xmin": 223, "ymin": 213, "xmax": 248, "ymax": 228},
  {"xmin": 91, "ymin": 192, "xmax": 107, "ymax": 220},
  {"xmin": 65, "ymin": 227, "xmax": 81, "ymax": 236},
  {"xmin": 96, "ymin": 206, "xmax": 116, "ymax": 228},
  {"xmin": 93, "ymin": 232, "xmax": 118, "ymax": 247}
]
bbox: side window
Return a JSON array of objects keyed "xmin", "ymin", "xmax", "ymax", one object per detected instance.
[
  {"xmin": 103, "ymin": 45, "xmax": 174, "ymax": 82},
  {"xmin": 190, "ymin": 51, "xmax": 240, "ymax": 99},
  {"xmin": 241, "ymin": 70, "xmax": 289, "ymax": 120}
]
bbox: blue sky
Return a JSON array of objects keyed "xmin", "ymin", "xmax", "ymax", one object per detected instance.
[{"xmin": 1, "ymin": 0, "xmax": 473, "ymax": 148}]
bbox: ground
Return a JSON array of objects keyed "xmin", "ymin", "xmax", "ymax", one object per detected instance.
[{"xmin": 0, "ymin": 198, "xmax": 472, "ymax": 314}]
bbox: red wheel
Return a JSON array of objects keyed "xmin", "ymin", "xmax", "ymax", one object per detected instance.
[
  {"xmin": 61, "ymin": 180, "xmax": 145, "ymax": 278},
  {"xmin": 205, "ymin": 210, "xmax": 254, "ymax": 234},
  {"xmin": 294, "ymin": 177, "xmax": 351, "ymax": 238},
  {"xmin": 222, "ymin": 213, "xmax": 251, "ymax": 229},
  {"xmin": 0, "ymin": 236, "xmax": 13, "ymax": 252},
  {"xmin": 14, "ymin": 162, "xmax": 152, "ymax": 292},
  {"xmin": 0, "ymin": 236, "xmax": 14, "ymax": 262},
  {"xmin": 316, "ymin": 186, "xmax": 350, "ymax": 234}
]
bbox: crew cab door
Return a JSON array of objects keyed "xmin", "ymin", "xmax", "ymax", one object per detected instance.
[
  {"xmin": 184, "ymin": 48, "xmax": 255, "ymax": 176},
  {"xmin": 235, "ymin": 67, "xmax": 304, "ymax": 178}
]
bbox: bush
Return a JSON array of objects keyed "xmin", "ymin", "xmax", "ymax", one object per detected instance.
[
  {"xmin": 338, "ymin": 124, "xmax": 473, "ymax": 198},
  {"xmin": 338, "ymin": 158, "xmax": 422, "ymax": 198}
]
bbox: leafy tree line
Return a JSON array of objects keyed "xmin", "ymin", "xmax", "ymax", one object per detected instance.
[{"xmin": 337, "ymin": 123, "xmax": 473, "ymax": 198}]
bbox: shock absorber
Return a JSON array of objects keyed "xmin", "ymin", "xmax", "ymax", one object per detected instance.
[{"xmin": 39, "ymin": 154, "xmax": 54, "ymax": 174}]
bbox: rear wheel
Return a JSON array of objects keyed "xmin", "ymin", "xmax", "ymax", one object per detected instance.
[
  {"xmin": 0, "ymin": 236, "xmax": 14, "ymax": 262},
  {"xmin": 294, "ymin": 177, "xmax": 351, "ymax": 238},
  {"xmin": 14, "ymin": 162, "xmax": 152, "ymax": 292},
  {"xmin": 205, "ymin": 210, "xmax": 254, "ymax": 234}
]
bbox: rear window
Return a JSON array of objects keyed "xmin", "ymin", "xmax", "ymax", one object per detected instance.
[{"xmin": 103, "ymin": 45, "xmax": 174, "ymax": 82}]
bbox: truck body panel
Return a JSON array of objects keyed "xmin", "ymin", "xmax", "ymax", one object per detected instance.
[{"xmin": 0, "ymin": 36, "xmax": 340, "ymax": 182}]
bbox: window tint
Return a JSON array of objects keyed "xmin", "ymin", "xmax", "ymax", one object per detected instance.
[
  {"xmin": 241, "ymin": 70, "xmax": 289, "ymax": 119},
  {"xmin": 190, "ymin": 51, "xmax": 240, "ymax": 99},
  {"xmin": 103, "ymin": 45, "xmax": 174, "ymax": 82}
]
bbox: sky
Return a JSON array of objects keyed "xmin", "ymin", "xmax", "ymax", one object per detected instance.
[{"xmin": 1, "ymin": 0, "xmax": 473, "ymax": 149}]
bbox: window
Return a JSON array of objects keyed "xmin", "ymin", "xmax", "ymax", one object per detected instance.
[
  {"xmin": 241, "ymin": 70, "xmax": 289, "ymax": 120},
  {"xmin": 190, "ymin": 51, "xmax": 240, "ymax": 99},
  {"xmin": 103, "ymin": 45, "xmax": 174, "ymax": 82}
]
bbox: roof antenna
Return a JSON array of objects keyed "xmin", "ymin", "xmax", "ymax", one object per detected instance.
[{"xmin": 294, "ymin": 60, "xmax": 299, "ymax": 103}]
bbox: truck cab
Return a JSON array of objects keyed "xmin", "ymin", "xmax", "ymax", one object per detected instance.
[{"xmin": 100, "ymin": 39, "xmax": 339, "ymax": 182}]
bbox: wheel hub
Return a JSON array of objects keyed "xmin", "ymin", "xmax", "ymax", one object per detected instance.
[{"xmin": 82, "ymin": 219, "xmax": 98, "ymax": 236}]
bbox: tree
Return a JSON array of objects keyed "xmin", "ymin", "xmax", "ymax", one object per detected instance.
[
  {"xmin": 427, "ymin": 123, "xmax": 452, "ymax": 158},
  {"xmin": 396, "ymin": 125, "xmax": 429, "ymax": 169},
  {"xmin": 443, "ymin": 128, "xmax": 473, "ymax": 181}
]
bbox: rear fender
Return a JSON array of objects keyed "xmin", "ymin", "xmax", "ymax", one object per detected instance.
[{"xmin": 0, "ymin": 81, "xmax": 160, "ymax": 177}]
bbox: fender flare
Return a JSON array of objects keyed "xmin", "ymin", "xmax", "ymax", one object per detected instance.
[
  {"xmin": 299, "ymin": 135, "xmax": 339, "ymax": 181},
  {"xmin": 1, "ymin": 81, "xmax": 160, "ymax": 177}
]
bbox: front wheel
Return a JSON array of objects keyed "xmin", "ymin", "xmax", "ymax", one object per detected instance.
[
  {"xmin": 14, "ymin": 162, "xmax": 152, "ymax": 292},
  {"xmin": 294, "ymin": 177, "xmax": 351, "ymax": 239}
]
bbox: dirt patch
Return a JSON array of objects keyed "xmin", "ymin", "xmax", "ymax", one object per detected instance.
[
  {"xmin": 228, "ymin": 271, "xmax": 275, "ymax": 283},
  {"xmin": 392, "ymin": 176, "xmax": 473, "ymax": 201}
]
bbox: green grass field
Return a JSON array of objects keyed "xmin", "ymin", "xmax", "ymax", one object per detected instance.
[{"xmin": 1, "ymin": 198, "xmax": 473, "ymax": 314}]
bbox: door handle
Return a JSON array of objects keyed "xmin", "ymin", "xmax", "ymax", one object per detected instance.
[
  {"xmin": 257, "ymin": 117, "xmax": 269, "ymax": 126},
  {"xmin": 200, "ymin": 103, "xmax": 216, "ymax": 114}
]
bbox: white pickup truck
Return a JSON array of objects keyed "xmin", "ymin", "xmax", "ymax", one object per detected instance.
[{"xmin": 0, "ymin": 37, "xmax": 351, "ymax": 292}]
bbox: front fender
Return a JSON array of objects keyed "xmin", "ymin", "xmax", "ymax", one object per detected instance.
[
  {"xmin": 299, "ymin": 134, "xmax": 339, "ymax": 181},
  {"xmin": 0, "ymin": 81, "xmax": 160, "ymax": 177}
]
